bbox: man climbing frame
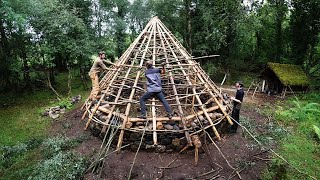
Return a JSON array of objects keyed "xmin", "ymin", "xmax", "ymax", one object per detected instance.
[
  {"xmin": 89, "ymin": 51, "xmax": 115, "ymax": 101},
  {"xmin": 230, "ymin": 81, "xmax": 244, "ymax": 133},
  {"xmin": 139, "ymin": 61, "xmax": 173, "ymax": 119}
]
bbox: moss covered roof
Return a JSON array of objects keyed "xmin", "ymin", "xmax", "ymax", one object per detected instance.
[{"xmin": 267, "ymin": 62, "xmax": 310, "ymax": 86}]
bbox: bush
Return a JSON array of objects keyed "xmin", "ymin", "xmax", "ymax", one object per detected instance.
[
  {"xmin": 42, "ymin": 135, "xmax": 70, "ymax": 157},
  {"xmin": 313, "ymin": 125, "xmax": 320, "ymax": 141},
  {"xmin": 28, "ymin": 152, "xmax": 87, "ymax": 180},
  {"xmin": 58, "ymin": 98, "xmax": 73, "ymax": 110},
  {"xmin": 0, "ymin": 138, "xmax": 42, "ymax": 168}
]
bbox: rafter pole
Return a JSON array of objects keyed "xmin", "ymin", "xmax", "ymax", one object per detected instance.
[
  {"xmin": 151, "ymin": 20, "xmax": 158, "ymax": 145},
  {"xmin": 158, "ymin": 22, "xmax": 221, "ymax": 140},
  {"xmin": 157, "ymin": 23, "xmax": 192, "ymax": 144},
  {"xmin": 116, "ymin": 20, "xmax": 156, "ymax": 152}
]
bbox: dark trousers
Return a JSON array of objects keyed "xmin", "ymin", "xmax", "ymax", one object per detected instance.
[
  {"xmin": 140, "ymin": 91, "xmax": 171, "ymax": 116},
  {"xmin": 230, "ymin": 108, "xmax": 240, "ymax": 131}
]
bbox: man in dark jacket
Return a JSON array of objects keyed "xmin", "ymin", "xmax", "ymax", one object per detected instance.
[
  {"xmin": 139, "ymin": 61, "xmax": 172, "ymax": 119},
  {"xmin": 230, "ymin": 81, "xmax": 244, "ymax": 133}
]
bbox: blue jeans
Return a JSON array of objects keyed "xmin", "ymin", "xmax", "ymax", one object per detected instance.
[{"xmin": 140, "ymin": 91, "xmax": 172, "ymax": 116}]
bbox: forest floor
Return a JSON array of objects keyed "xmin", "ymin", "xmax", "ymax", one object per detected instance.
[{"xmin": 49, "ymin": 91, "xmax": 279, "ymax": 180}]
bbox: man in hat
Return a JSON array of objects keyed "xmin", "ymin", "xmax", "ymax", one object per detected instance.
[
  {"xmin": 139, "ymin": 61, "xmax": 173, "ymax": 119},
  {"xmin": 230, "ymin": 81, "xmax": 244, "ymax": 133},
  {"xmin": 89, "ymin": 51, "xmax": 115, "ymax": 100}
]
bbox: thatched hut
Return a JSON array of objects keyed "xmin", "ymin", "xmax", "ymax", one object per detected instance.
[{"xmin": 262, "ymin": 62, "xmax": 310, "ymax": 96}]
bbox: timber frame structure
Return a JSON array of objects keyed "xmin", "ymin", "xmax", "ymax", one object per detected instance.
[{"xmin": 81, "ymin": 17, "xmax": 233, "ymax": 152}]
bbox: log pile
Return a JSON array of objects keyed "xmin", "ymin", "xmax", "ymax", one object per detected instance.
[{"xmin": 81, "ymin": 17, "xmax": 233, "ymax": 152}]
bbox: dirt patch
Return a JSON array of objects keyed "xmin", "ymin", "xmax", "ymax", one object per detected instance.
[{"xmin": 49, "ymin": 93, "xmax": 277, "ymax": 179}]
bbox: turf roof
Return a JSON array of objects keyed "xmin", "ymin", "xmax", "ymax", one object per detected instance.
[{"xmin": 267, "ymin": 62, "xmax": 310, "ymax": 86}]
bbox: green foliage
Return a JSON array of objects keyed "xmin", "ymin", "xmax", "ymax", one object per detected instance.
[
  {"xmin": 265, "ymin": 93, "xmax": 320, "ymax": 179},
  {"xmin": 241, "ymin": 116, "xmax": 287, "ymax": 148},
  {"xmin": 0, "ymin": 139, "xmax": 42, "ymax": 169},
  {"xmin": 29, "ymin": 151, "xmax": 87, "ymax": 180},
  {"xmin": 1, "ymin": 135, "xmax": 88, "ymax": 179},
  {"xmin": 313, "ymin": 125, "xmax": 320, "ymax": 141},
  {"xmin": 58, "ymin": 98, "xmax": 73, "ymax": 110},
  {"xmin": 202, "ymin": 61, "xmax": 217, "ymax": 77},
  {"xmin": 42, "ymin": 135, "xmax": 70, "ymax": 157},
  {"xmin": 264, "ymin": 135, "xmax": 320, "ymax": 179},
  {"xmin": 28, "ymin": 135, "xmax": 88, "ymax": 180},
  {"xmin": 290, "ymin": 0, "xmax": 320, "ymax": 68},
  {"xmin": 276, "ymin": 95, "xmax": 320, "ymax": 134}
]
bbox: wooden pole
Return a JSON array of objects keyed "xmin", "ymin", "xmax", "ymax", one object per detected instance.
[{"xmin": 116, "ymin": 19, "xmax": 155, "ymax": 151}]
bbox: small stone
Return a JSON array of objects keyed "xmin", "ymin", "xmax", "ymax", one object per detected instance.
[
  {"xmin": 173, "ymin": 124, "xmax": 180, "ymax": 130},
  {"xmin": 208, "ymin": 113, "xmax": 214, "ymax": 118},
  {"xmin": 130, "ymin": 144, "xmax": 139, "ymax": 151},
  {"xmin": 164, "ymin": 124, "xmax": 173, "ymax": 130},
  {"xmin": 155, "ymin": 145, "xmax": 166, "ymax": 153},
  {"xmin": 91, "ymin": 127, "xmax": 101, "ymax": 137},
  {"xmin": 49, "ymin": 111, "xmax": 59, "ymax": 119},
  {"xmin": 136, "ymin": 122, "xmax": 144, "ymax": 126},
  {"xmin": 160, "ymin": 138, "xmax": 172, "ymax": 145},
  {"xmin": 145, "ymin": 141, "xmax": 153, "ymax": 145},
  {"xmin": 191, "ymin": 122, "xmax": 197, "ymax": 128},
  {"xmin": 130, "ymin": 133, "xmax": 141, "ymax": 139},
  {"xmin": 178, "ymin": 123, "xmax": 184, "ymax": 128},
  {"xmin": 180, "ymin": 138, "xmax": 188, "ymax": 146},
  {"xmin": 167, "ymin": 120, "xmax": 176, "ymax": 125},
  {"xmin": 145, "ymin": 144, "xmax": 156, "ymax": 150},
  {"xmin": 60, "ymin": 108, "xmax": 66, "ymax": 114},
  {"xmin": 166, "ymin": 149, "xmax": 174, "ymax": 153},
  {"xmin": 42, "ymin": 111, "xmax": 49, "ymax": 116},
  {"xmin": 198, "ymin": 115, "xmax": 205, "ymax": 121},
  {"xmin": 213, "ymin": 113, "xmax": 223, "ymax": 119},
  {"xmin": 100, "ymin": 115, "xmax": 108, "ymax": 120},
  {"xmin": 172, "ymin": 138, "xmax": 180, "ymax": 147}
]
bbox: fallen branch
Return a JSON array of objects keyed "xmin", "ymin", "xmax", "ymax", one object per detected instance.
[
  {"xmin": 157, "ymin": 156, "xmax": 179, "ymax": 179},
  {"xmin": 155, "ymin": 165, "xmax": 181, "ymax": 169},
  {"xmin": 253, "ymin": 156, "xmax": 272, "ymax": 161},
  {"xmin": 127, "ymin": 119, "xmax": 150, "ymax": 180},
  {"xmin": 206, "ymin": 132, "xmax": 242, "ymax": 180}
]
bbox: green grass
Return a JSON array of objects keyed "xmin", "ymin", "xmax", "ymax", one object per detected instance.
[
  {"xmin": 0, "ymin": 90, "xmax": 54, "ymax": 146},
  {"xmin": 0, "ymin": 71, "xmax": 90, "ymax": 178},
  {"xmin": 0, "ymin": 71, "xmax": 89, "ymax": 146},
  {"xmin": 262, "ymin": 92, "xmax": 320, "ymax": 179}
]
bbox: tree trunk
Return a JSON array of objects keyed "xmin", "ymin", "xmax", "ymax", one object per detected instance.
[
  {"xmin": 275, "ymin": 0, "xmax": 285, "ymax": 62},
  {"xmin": 184, "ymin": 0, "xmax": 192, "ymax": 53},
  {"xmin": 96, "ymin": 1, "xmax": 102, "ymax": 37},
  {"xmin": 0, "ymin": 18, "xmax": 10, "ymax": 87},
  {"xmin": 22, "ymin": 51, "xmax": 31, "ymax": 87}
]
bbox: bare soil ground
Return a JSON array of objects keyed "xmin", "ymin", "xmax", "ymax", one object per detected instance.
[{"xmin": 49, "ymin": 91, "xmax": 278, "ymax": 180}]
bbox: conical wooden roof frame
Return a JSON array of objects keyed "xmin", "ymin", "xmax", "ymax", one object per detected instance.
[{"xmin": 81, "ymin": 17, "xmax": 233, "ymax": 151}]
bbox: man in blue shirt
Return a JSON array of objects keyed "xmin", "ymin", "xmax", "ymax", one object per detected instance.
[{"xmin": 139, "ymin": 61, "xmax": 172, "ymax": 119}]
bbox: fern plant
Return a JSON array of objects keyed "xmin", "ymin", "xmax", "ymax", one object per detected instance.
[
  {"xmin": 278, "ymin": 98, "xmax": 320, "ymax": 122},
  {"xmin": 313, "ymin": 125, "xmax": 320, "ymax": 141}
]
